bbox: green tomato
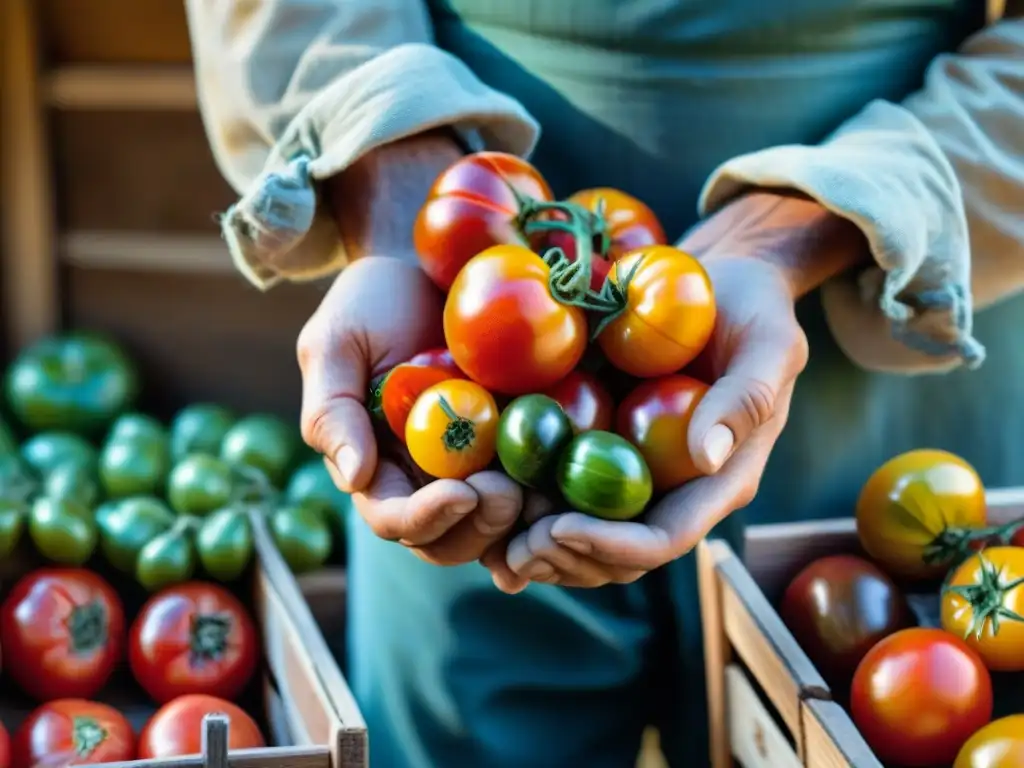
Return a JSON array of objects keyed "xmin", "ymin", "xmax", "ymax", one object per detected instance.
[
  {"xmin": 44, "ymin": 462, "xmax": 101, "ymax": 507},
  {"xmin": 0, "ymin": 417, "xmax": 17, "ymax": 455},
  {"xmin": 170, "ymin": 404, "xmax": 235, "ymax": 461},
  {"xmin": 0, "ymin": 499, "xmax": 27, "ymax": 559},
  {"xmin": 107, "ymin": 412, "xmax": 167, "ymax": 444},
  {"xmin": 285, "ymin": 459, "xmax": 352, "ymax": 544},
  {"xmin": 93, "ymin": 499, "xmax": 123, "ymax": 530},
  {"xmin": 556, "ymin": 431, "xmax": 653, "ymax": 521},
  {"xmin": 28, "ymin": 496, "xmax": 98, "ymax": 565},
  {"xmin": 100, "ymin": 436, "xmax": 171, "ymax": 498},
  {"xmin": 136, "ymin": 521, "xmax": 197, "ymax": 591},
  {"xmin": 269, "ymin": 505, "xmax": 332, "ymax": 574},
  {"xmin": 0, "ymin": 454, "xmax": 38, "ymax": 504},
  {"xmin": 220, "ymin": 414, "xmax": 299, "ymax": 488},
  {"xmin": 4, "ymin": 333, "xmax": 138, "ymax": 436},
  {"xmin": 167, "ymin": 454, "xmax": 235, "ymax": 515},
  {"xmin": 20, "ymin": 432, "xmax": 97, "ymax": 477},
  {"xmin": 196, "ymin": 506, "xmax": 254, "ymax": 582},
  {"xmin": 496, "ymin": 395, "xmax": 574, "ymax": 489},
  {"xmin": 98, "ymin": 496, "xmax": 175, "ymax": 573}
]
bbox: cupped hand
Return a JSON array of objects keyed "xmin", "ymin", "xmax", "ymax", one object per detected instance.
[
  {"xmin": 493, "ymin": 253, "xmax": 809, "ymax": 590},
  {"xmin": 298, "ymin": 256, "xmax": 524, "ymax": 565}
]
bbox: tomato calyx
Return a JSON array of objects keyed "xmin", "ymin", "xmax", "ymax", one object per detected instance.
[
  {"xmin": 944, "ymin": 550, "xmax": 1024, "ymax": 640},
  {"xmin": 67, "ymin": 600, "xmax": 109, "ymax": 654},
  {"xmin": 72, "ymin": 716, "xmax": 108, "ymax": 757},
  {"xmin": 190, "ymin": 613, "xmax": 232, "ymax": 663},
  {"xmin": 438, "ymin": 396, "xmax": 476, "ymax": 452},
  {"xmin": 924, "ymin": 517, "xmax": 1024, "ymax": 568}
]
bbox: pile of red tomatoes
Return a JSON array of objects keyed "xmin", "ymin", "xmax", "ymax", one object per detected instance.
[{"xmin": 370, "ymin": 152, "xmax": 717, "ymax": 519}]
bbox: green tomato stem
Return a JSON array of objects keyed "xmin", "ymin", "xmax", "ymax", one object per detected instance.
[
  {"xmin": 72, "ymin": 717, "xmax": 108, "ymax": 757},
  {"xmin": 190, "ymin": 613, "xmax": 232, "ymax": 662},
  {"xmin": 437, "ymin": 396, "xmax": 476, "ymax": 452},
  {"xmin": 67, "ymin": 600, "xmax": 108, "ymax": 655},
  {"xmin": 943, "ymin": 549, "xmax": 1024, "ymax": 640}
]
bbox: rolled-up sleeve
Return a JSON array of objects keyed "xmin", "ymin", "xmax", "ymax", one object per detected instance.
[
  {"xmin": 697, "ymin": 11, "xmax": 1024, "ymax": 374},
  {"xmin": 185, "ymin": 0, "xmax": 539, "ymax": 289}
]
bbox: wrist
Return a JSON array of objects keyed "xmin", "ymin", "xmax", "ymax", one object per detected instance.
[{"xmin": 682, "ymin": 190, "xmax": 868, "ymax": 299}]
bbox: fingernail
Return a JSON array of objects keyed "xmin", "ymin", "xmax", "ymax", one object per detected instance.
[
  {"xmin": 333, "ymin": 445, "xmax": 359, "ymax": 484},
  {"xmin": 520, "ymin": 561, "xmax": 555, "ymax": 580},
  {"xmin": 702, "ymin": 424, "xmax": 735, "ymax": 471},
  {"xmin": 556, "ymin": 538, "xmax": 592, "ymax": 555}
]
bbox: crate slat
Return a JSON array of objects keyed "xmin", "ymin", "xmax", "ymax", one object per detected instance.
[
  {"xmin": 725, "ymin": 666, "xmax": 802, "ymax": 768},
  {"xmin": 801, "ymin": 700, "xmax": 882, "ymax": 768}
]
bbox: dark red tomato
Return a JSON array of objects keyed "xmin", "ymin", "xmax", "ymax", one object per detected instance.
[
  {"xmin": 1011, "ymin": 526, "xmax": 1024, "ymax": 548},
  {"xmin": 615, "ymin": 375, "xmax": 708, "ymax": 493},
  {"xmin": 541, "ymin": 371, "xmax": 614, "ymax": 434},
  {"xmin": 129, "ymin": 582, "xmax": 258, "ymax": 704},
  {"xmin": 413, "ymin": 152, "xmax": 553, "ymax": 290},
  {"xmin": 12, "ymin": 700, "xmax": 135, "ymax": 768},
  {"xmin": 851, "ymin": 628, "xmax": 992, "ymax": 767},
  {"xmin": 0, "ymin": 569, "xmax": 124, "ymax": 701},
  {"xmin": 405, "ymin": 348, "xmax": 462, "ymax": 372},
  {"xmin": 0, "ymin": 722, "xmax": 9, "ymax": 768},
  {"xmin": 138, "ymin": 695, "xmax": 265, "ymax": 759},
  {"xmin": 378, "ymin": 350, "xmax": 465, "ymax": 442},
  {"xmin": 780, "ymin": 555, "xmax": 911, "ymax": 686}
]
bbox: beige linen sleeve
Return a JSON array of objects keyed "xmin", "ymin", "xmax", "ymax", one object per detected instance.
[
  {"xmin": 698, "ymin": 8, "xmax": 1024, "ymax": 374},
  {"xmin": 185, "ymin": 0, "xmax": 539, "ymax": 290}
]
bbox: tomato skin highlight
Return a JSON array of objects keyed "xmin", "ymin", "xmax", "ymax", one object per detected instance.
[
  {"xmin": 541, "ymin": 370, "xmax": 614, "ymax": 433},
  {"xmin": 444, "ymin": 246, "xmax": 588, "ymax": 395},
  {"xmin": 138, "ymin": 694, "xmax": 265, "ymax": 759},
  {"xmin": 0, "ymin": 568, "xmax": 125, "ymax": 701},
  {"xmin": 850, "ymin": 627, "xmax": 992, "ymax": 767},
  {"xmin": 12, "ymin": 700, "xmax": 136, "ymax": 768},
  {"xmin": 406, "ymin": 380, "xmax": 499, "ymax": 480},
  {"xmin": 597, "ymin": 246, "xmax": 716, "ymax": 378},
  {"xmin": 557, "ymin": 431, "xmax": 653, "ymax": 520},
  {"xmin": 615, "ymin": 374, "xmax": 708, "ymax": 493},
  {"xmin": 856, "ymin": 449, "xmax": 987, "ymax": 580},
  {"xmin": 779, "ymin": 555, "xmax": 911, "ymax": 686},
  {"xmin": 496, "ymin": 395, "xmax": 574, "ymax": 489},
  {"xmin": 954, "ymin": 715, "xmax": 1024, "ymax": 768},
  {"xmin": 129, "ymin": 582, "xmax": 259, "ymax": 703},
  {"xmin": 413, "ymin": 152, "xmax": 553, "ymax": 291}
]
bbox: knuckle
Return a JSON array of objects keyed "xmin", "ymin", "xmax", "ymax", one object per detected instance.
[
  {"xmin": 789, "ymin": 325, "xmax": 810, "ymax": 374},
  {"xmin": 295, "ymin": 316, "xmax": 323, "ymax": 371},
  {"xmin": 735, "ymin": 478, "xmax": 760, "ymax": 510},
  {"xmin": 737, "ymin": 377, "xmax": 777, "ymax": 428}
]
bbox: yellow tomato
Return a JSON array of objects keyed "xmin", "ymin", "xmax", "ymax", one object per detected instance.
[
  {"xmin": 405, "ymin": 380, "xmax": 498, "ymax": 480},
  {"xmin": 942, "ymin": 547, "xmax": 1024, "ymax": 671},
  {"xmin": 954, "ymin": 715, "xmax": 1024, "ymax": 768},
  {"xmin": 856, "ymin": 449, "xmax": 986, "ymax": 579}
]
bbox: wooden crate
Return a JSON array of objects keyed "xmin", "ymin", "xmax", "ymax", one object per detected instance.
[
  {"xmin": 0, "ymin": 513, "xmax": 366, "ymax": 768},
  {"xmin": 697, "ymin": 487, "xmax": 1024, "ymax": 768}
]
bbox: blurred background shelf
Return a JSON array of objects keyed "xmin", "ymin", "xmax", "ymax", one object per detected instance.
[
  {"xmin": 45, "ymin": 66, "xmax": 198, "ymax": 110},
  {"xmin": 61, "ymin": 231, "xmax": 233, "ymax": 273}
]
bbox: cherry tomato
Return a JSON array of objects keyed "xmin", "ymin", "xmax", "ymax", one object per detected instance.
[
  {"xmin": 856, "ymin": 449, "xmax": 987, "ymax": 580},
  {"xmin": 0, "ymin": 568, "xmax": 125, "ymax": 701},
  {"xmin": 941, "ymin": 547, "xmax": 1024, "ymax": 671},
  {"xmin": 406, "ymin": 380, "xmax": 499, "ymax": 479},
  {"xmin": 557, "ymin": 431, "xmax": 653, "ymax": 520},
  {"xmin": 851, "ymin": 627, "xmax": 992, "ymax": 767},
  {"xmin": 597, "ymin": 246, "xmax": 716, "ymax": 378},
  {"xmin": 496, "ymin": 395, "xmax": 574, "ymax": 489},
  {"xmin": 615, "ymin": 374, "xmax": 708, "ymax": 493},
  {"xmin": 444, "ymin": 245, "xmax": 588, "ymax": 395},
  {"xmin": 413, "ymin": 152, "xmax": 553, "ymax": 290},
  {"xmin": 954, "ymin": 715, "xmax": 1024, "ymax": 768},
  {"xmin": 0, "ymin": 722, "xmax": 9, "ymax": 768},
  {"xmin": 12, "ymin": 700, "xmax": 135, "ymax": 768},
  {"xmin": 138, "ymin": 694, "xmax": 265, "ymax": 759},
  {"xmin": 780, "ymin": 555, "xmax": 911, "ymax": 686},
  {"xmin": 373, "ymin": 350, "xmax": 465, "ymax": 442},
  {"xmin": 541, "ymin": 370, "xmax": 614, "ymax": 433},
  {"xmin": 129, "ymin": 582, "xmax": 258, "ymax": 703}
]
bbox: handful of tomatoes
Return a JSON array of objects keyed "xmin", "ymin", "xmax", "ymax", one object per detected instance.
[
  {"xmin": 779, "ymin": 448, "xmax": 1024, "ymax": 767},
  {"xmin": 372, "ymin": 152, "xmax": 718, "ymax": 520}
]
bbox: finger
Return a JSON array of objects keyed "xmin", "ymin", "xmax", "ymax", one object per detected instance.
[
  {"xmin": 480, "ymin": 538, "xmax": 529, "ymax": 595},
  {"xmin": 414, "ymin": 472, "xmax": 523, "ymax": 565},
  {"xmin": 522, "ymin": 491, "xmax": 557, "ymax": 525},
  {"xmin": 688, "ymin": 321, "xmax": 807, "ymax": 474},
  {"xmin": 353, "ymin": 461, "xmax": 478, "ymax": 543}
]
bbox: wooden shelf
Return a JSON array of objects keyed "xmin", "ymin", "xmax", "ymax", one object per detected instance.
[
  {"xmin": 44, "ymin": 66, "xmax": 197, "ymax": 110},
  {"xmin": 61, "ymin": 231, "xmax": 234, "ymax": 273}
]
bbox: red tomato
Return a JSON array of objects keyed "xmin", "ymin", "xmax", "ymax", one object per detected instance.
[
  {"xmin": 413, "ymin": 152, "xmax": 553, "ymax": 290},
  {"xmin": 1011, "ymin": 526, "xmax": 1024, "ymax": 548},
  {"xmin": 376, "ymin": 350, "xmax": 465, "ymax": 442},
  {"xmin": 129, "ymin": 582, "xmax": 258, "ymax": 704},
  {"xmin": 0, "ymin": 722, "xmax": 9, "ymax": 768},
  {"xmin": 541, "ymin": 371, "xmax": 614, "ymax": 433},
  {"xmin": 405, "ymin": 348, "xmax": 462, "ymax": 372},
  {"xmin": 851, "ymin": 628, "xmax": 992, "ymax": 767},
  {"xmin": 444, "ymin": 245, "xmax": 588, "ymax": 395},
  {"xmin": 138, "ymin": 695, "xmax": 264, "ymax": 759},
  {"xmin": 12, "ymin": 700, "xmax": 135, "ymax": 768},
  {"xmin": 615, "ymin": 375, "xmax": 708, "ymax": 493},
  {"xmin": 0, "ymin": 569, "xmax": 124, "ymax": 701}
]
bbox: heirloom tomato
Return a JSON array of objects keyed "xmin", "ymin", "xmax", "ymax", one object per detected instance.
[
  {"xmin": 780, "ymin": 555, "xmax": 911, "ymax": 686},
  {"xmin": 0, "ymin": 568, "xmax": 125, "ymax": 701},
  {"xmin": 615, "ymin": 374, "xmax": 708, "ymax": 493},
  {"xmin": 130, "ymin": 582, "xmax": 258, "ymax": 703},
  {"xmin": 597, "ymin": 246, "xmax": 715, "ymax": 378},
  {"xmin": 541, "ymin": 370, "xmax": 614, "ymax": 433},
  {"xmin": 856, "ymin": 449, "xmax": 987, "ymax": 579},
  {"xmin": 220, "ymin": 414, "xmax": 300, "ymax": 488},
  {"xmin": 12, "ymin": 700, "xmax": 135, "ymax": 768},
  {"xmin": 406, "ymin": 380, "xmax": 499, "ymax": 479},
  {"xmin": 445, "ymin": 246, "xmax": 588, "ymax": 395},
  {"xmin": 850, "ymin": 628, "xmax": 992, "ymax": 767},
  {"xmin": 373, "ymin": 349, "xmax": 465, "ymax": 442},
  {"xmin": 413, "ymin": 152, "xmax": 553, "ymax": 290},
  {"xmin": 954, "ymin": 715, "xmax": 1024, "ymax": 768},
  {"xmin": 557, "ymin": 431, "xmax": 653, "ymax": 520},
  {"xmin": 0, "ymin": 723, "xmax": 7, "ymax": 768},
  {"xmin": 941, "ymin": 547, "xmax": 1024, "ymax": 671},
  {"xmin": 496, "ymin": 395, "xmax": 574, "ymax": 489},
  {"xmin": 169, "ymin": 404, "xmax": 236, "ymax": 461},
  {"xmin": 269, "ymin": 505, "xmax": 332, "ymax": 574},
  {"xmin": 138, "ymin": 695, "xmax": 264, "ymax": 759}
]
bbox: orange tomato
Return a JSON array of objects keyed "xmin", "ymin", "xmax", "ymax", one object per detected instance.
[
  {"xmin": 444, "ymin": 245, "xmax": 588, "ymax": 395},
  {"xmin": 954, "ymin": 715, "xmax": 1024, "ymax": 767},
  {"xmin": 406, "ymin": 380, "xmax": 499, "ymax": 480},
  {"xmin": 596, "ymin": 246, "xmax": 715, "ymax": 378}
]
